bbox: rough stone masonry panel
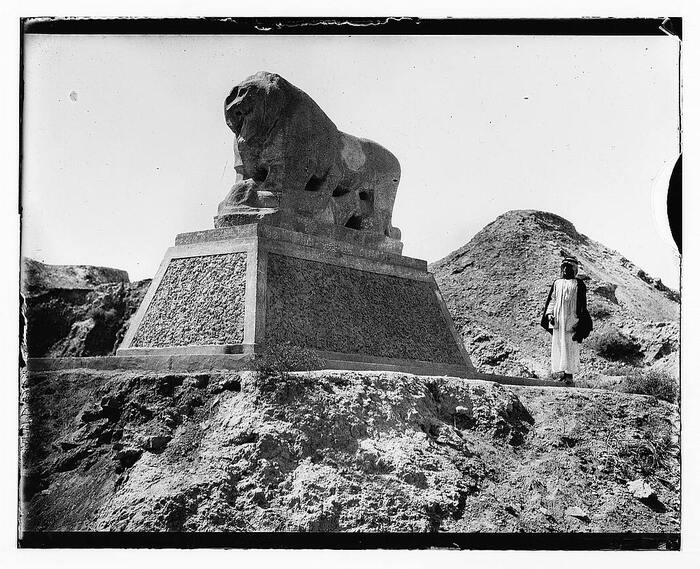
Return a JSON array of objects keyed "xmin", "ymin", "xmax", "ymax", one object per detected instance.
[
  {"xmin": 131, "ymin": 253, "xmax": 247, "ymax": 348},
  {"xmin": 265, "ymin": 253, "xmax": 464, "ymax": 364}
]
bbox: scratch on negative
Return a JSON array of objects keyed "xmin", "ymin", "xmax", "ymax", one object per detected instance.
[{"xmin": 268, "ymin": 17, "xmax": 415, "ymax": 30}]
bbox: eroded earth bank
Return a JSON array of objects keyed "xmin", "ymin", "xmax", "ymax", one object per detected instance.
[{"xmin": 21, "ymin": 369, "xmax": 679, "ymax": 533}]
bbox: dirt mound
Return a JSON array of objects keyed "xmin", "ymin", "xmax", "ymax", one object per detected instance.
[
  {"xmin": 430, "ymin": 210, "xmax": 680, "ymax": 381},
  {"xmin": 22, "ymin": 257, "xmax": 130, "ymax": 296},
  {"xmin": 20, "ymin": 369, "xmax": 679, "ymax": 533},
  {"xmin": 21, "ymin": 258, "xmax": 150, "ymax": 357}
]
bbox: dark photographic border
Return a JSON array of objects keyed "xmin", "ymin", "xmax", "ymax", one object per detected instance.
[{"xmin": 18, "ymin": 16, "xmax": 683, "ymax": 551}]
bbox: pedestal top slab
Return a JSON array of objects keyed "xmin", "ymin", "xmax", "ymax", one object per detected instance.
[
  {"xmin": 213, "ymin": 210, "xmax": 403, "ymax": 255},
  {"xmin": 176, "ymin": 222, "xmax": 425, "ymax": 271}
]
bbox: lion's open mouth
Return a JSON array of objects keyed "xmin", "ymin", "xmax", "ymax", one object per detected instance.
[{"xmin": 226, "ymin": 106, "xmax": 246, "ymax": 134}]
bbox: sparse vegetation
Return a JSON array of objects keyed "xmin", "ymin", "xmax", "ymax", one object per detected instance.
[
  {"xmin": 621, "ymin": 430, "xmax": 678, "ymax": 477},
  {"xmin": 575, "ymin": 367, "xmax": 678, "ymax": 404},
  {"xmin": 603, "ymin": 364, "xmax": 639, "ymax": 377},
  {"xmin": 251, "ymin": 342, "xmax": 325, "ymax": 379},
  {"xmin": 587, "ymin": 300, "xmax": 612, "ymax": 319},
  {"xmin": 589, "ymin": 326, "xmax": 643, "ymax": 363},
  {"xmin": 622, "ymin": 369, "xmax": 678, "ymax": 404}
]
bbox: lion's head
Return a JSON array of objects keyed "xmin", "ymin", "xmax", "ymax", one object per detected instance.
[{"xmin": 224, "ymin": 72, "xmax": 289, "ymax": 141}]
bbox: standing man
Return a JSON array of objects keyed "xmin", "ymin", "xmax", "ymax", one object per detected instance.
[{"xmin": 540, "ymin": 257, "xmax": 592, "ymax": 384}]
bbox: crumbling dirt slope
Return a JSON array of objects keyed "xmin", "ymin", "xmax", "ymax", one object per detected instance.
[
  {"xmin": 430, "ymin": 210, "xmax": 680, "ymax": 380},
  {"xmin": 20, "ymin": 369, "xmax": 679, "ymax": 533},
  {"xmin": 21, "ymin": 258, "xmax": 150, "ymax": 357}
]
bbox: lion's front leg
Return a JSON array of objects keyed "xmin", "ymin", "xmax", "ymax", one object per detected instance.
[
  {"xmin": 217, "ymin": 178, "xmax": 279, "ymax": 214},
  {"xmin": 274, "ymin": 160, "xmax": 341, "ymax": 223}
]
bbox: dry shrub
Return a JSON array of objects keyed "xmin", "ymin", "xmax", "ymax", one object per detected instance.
[
  {"xmin": 589, "ymin": 326, "xmax": 642, "ymax": 363},
  {"xmin": 621, "ymin": 431, "xmax": 678, "ymax": 476},
  {"xmin": 622, "ymin": 369, "xmax": 678, "ymax": 404},
  {"xmin": 252, "ymin": 342, "xmax": 325, "ymax": 378},
  {"xmin": 588, "ymin": 300, "xmax": 612, "ymax": 319}
]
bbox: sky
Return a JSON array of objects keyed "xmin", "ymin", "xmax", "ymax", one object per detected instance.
[{"xmin": 21, "ymin": 33, "xmax": 681, "ymax": 287}]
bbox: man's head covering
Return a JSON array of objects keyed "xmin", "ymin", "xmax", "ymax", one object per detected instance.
[{"xmin": 561, "ymin": 256, "xmax": 579, "ymax": 277}]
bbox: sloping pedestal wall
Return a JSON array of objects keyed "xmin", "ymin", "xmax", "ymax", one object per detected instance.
[{"xmin": 117, "ymin": 223, "xmax": 474, "ymax": 377}]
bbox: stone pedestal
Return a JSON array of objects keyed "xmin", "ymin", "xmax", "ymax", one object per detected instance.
[{"xmin": 117, "ymin": 222, "xmax": 474, "ymax": 377}]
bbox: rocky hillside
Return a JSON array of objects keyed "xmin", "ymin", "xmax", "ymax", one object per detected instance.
[
  {"xmin": 21, "ymin": 258, "xmax": 150, "ymax": 358},
  {"xmin": 20, "ymin": 368, "xmax": 679, "ymax": 534},
  {"xmin": 430, "ymin": 210, "xmax": 680, "ymax": 381}
]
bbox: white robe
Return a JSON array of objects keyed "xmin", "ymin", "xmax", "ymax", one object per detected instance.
[{"xmin": 546, "ymin": 278, "xmax": 580, "ymax": 374}]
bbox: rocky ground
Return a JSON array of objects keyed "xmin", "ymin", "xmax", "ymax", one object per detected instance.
[
  {"xmin": 21, "ymin": 258, "xmax": 150, "ymax": 358},
  {"xmin": 430, "ymin": 210, "xmax": 680, "ymax": 383},
  {"xmin": 20, "ymin": 368, "xmax": 679, "ymax": 534}
]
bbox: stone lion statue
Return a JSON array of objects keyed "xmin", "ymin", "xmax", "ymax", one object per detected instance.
[{"xmin": 218, "ymin": 71, "xmax": 401, "ymax": 240}]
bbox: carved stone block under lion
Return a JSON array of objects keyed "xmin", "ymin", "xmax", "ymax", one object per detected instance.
[{"xmin": 117, "ymin": 71, "xmax": 474, "ymax": 377}]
